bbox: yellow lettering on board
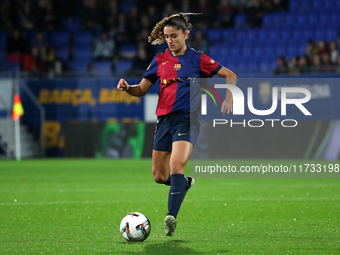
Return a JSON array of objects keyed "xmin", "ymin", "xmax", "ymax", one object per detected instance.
[
  {"xmin": 39, "ymin": 89, "xmax": 49, "ymax": 104},
  {"xmin": 44, "ymin": 121, "xmax": 60, "ymax": 148},
  {"xmin": 72, "ymin": 89, "xmax": 81, "ymax": 106},
  {"xmin": 109, "ymin": 89, "xmax": 120, "ymax": 103},
  {"xmin": 99, "ymin": 89, "xmax": 109, "ymax": 103},
  {"xmin": 98, "ymin": 89, "xmax": 141, "ymax": 105},
  {"xmin": 50, "ymin": 89, "xmax": 61, "ymax": 104},
  {"xmin": 60, "ymin": 89, "xmax": 72, "ymax": 104},
  {"xmin": 81, "ymin": 89, "xmax": 96, "ymax": 106},
  {"xmin": 40, "ymin": 88, "xmax": 141, "ymax": 106}
]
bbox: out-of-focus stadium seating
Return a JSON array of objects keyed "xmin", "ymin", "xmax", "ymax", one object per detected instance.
[{"xmin": 0, "ymin": 0, "xmax": 339, "ymax": 77}]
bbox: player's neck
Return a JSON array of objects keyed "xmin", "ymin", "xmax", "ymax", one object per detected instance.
[{"xmin": 171, "ymin": 45, "xmax": 188, "ymax": 56}]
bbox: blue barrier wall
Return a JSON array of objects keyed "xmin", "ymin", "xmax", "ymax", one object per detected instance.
[
  {"xmin": 21, "ymin": 76, "xmax": 340, "ymax": 157},
  {"xmin": 23, "ymin": 77, "xmax": 148, "ymax": 156}
]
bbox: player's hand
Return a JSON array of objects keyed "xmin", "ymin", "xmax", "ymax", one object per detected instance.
[
  {"xmin": 221, "ymin": 98, "xmax": 232, "ymax": 115},
  {"xmin": 117, "ymin": 78, "xmax": 130, "ymax": 91}
]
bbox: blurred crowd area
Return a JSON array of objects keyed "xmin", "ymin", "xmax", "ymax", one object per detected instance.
[
  {"xmin": 0, "ymin": 0, "xmax": 287, "ymax": 31},
  {"xmin": 3, "ymin": 0, "xmax": 339, "ymax": 77},
  {"xmin": 275, "ymin": 40, "xmax": 340, "ymax": 75}
]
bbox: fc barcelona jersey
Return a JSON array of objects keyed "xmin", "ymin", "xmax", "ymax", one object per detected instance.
[{"xmin": 144, "ymin": 47, "xmax": 222, "ymax": 116}]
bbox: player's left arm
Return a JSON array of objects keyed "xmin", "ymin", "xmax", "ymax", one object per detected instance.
[{"xmin": 216, "ymin": 67, "xmax": 237, "ymax": 115}]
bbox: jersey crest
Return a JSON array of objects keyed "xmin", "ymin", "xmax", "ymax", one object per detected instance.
[{"xmin": 174, "ymin": 64, "xmax": 181, "ymax": 71}]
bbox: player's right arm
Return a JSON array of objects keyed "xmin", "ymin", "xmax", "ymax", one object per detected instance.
[
  {"xmin": 117, "ymin": 54, "xmax": 159, "ymax": 97},
  {"xmin": 117, "ymin": 78, "xmax": 153, "ymax": 97}
]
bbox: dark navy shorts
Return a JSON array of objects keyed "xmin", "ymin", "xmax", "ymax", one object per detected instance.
[{"xmin": 153, "ymin": 112, "xmax": 200, "ymax": 152}]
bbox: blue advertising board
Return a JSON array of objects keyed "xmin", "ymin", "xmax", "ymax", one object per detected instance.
[
  {"xmin": 21, "ymin": 76, "xmax": 340, "ymax": 157},
  {"xmin": 22, "ymin": 77, "xmax": 144, "ymax": 156},
  {"xmin": 25, "ymin": 77, "xmax": 144, "ymax": 121}
]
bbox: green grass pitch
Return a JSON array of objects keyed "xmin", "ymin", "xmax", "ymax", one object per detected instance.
[{"xmin": 0, "ymin": 159, "xmax": 339, "ymax": 254}]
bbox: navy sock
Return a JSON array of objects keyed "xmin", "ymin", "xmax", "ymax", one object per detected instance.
[
  {"xmin": 167, "ymin": 174, "xmax": 187, "ymax": 219},
  {"xmin": 164, "ymin": 175, "xmax": 171, "ymax": 186}
]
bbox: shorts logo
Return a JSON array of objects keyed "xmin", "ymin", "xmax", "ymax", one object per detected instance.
[
  {"xmin": 178, "ymin": 133, "xmax": 187, "ymax": 136},
  {"xmin": 174, "ymin": 64, "xmax": 181, "ymax": 71}
]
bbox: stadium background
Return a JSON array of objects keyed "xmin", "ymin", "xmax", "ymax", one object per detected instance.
[{"xmin": 0, "ymin": 0, "xmax": 339, "ymax": 159}]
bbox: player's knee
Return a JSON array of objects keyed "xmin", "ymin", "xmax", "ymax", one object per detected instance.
[{"xmin": 170, "ymin": 162, "xmax": 186, "ymax": 174}]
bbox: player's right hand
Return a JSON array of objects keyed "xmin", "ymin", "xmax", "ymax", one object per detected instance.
[{"xmin": 117, "ymin": 78, "xmax": 130, "ymax": 91}]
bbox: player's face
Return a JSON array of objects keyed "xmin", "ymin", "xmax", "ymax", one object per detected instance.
[{"xmin": 164, "ymin": 26, "xmax": 188, "ymax": 53}]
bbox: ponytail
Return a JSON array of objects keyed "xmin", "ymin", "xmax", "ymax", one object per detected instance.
[{"xmin": 148, "ymin": 13, "xmax": 201, "ymax": 45}]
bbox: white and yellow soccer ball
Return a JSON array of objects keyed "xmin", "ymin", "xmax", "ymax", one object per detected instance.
[{"xmin": 120, "ymin": 212, "xmax": 151, "ymax": 242}]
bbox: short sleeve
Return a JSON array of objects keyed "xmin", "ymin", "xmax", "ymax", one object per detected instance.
[
  {"xmin": 200, "ymin": 53, "xmax": 222, "ymax": 77},
  {"xmin": 143, "ymin": 56, "xmax": 159, "ymax": 84}
]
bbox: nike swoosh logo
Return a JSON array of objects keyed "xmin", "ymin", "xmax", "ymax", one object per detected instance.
[
  {"xmin": 171, "ymin": 192, "xmax": 181, "ymax": 195},
  {"xmin": 178, "ymin": 133, "xmax": 187, "ymax": 136},
  {"xmin": 162, "ymin": 61, "xmax": 169, "ymax": 65}
]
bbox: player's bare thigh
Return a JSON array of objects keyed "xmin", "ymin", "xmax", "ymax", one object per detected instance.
[
  {"xmin": 170, "ymin": 141, "xmax": 193, "ymax": 175},
  {"xmin": 152, "ymin": 150, "xmax": 171, "ymax": 183}
]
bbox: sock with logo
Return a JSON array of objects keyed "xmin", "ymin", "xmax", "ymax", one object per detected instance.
[{"xmin": 167, "ymin": 174, "xmax": 189, "ymax": 218}]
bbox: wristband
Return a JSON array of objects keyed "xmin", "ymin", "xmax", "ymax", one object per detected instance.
[{"xmin": 126, "ymin": 84, "xmax": 138, "ymax": 91}]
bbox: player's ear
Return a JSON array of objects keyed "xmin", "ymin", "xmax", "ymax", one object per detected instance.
[{"xmin": 184, "ymin": 30, "xmax": 189, "ymax": 39}]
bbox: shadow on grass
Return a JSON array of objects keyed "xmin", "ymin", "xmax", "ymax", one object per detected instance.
[
  {"xmin": 109, "ymin": 240, "xmax": 229, "ymax": 254},
  {"xmin": 144, "ymin": 240, "xmax": 197, "ymax": 255}
]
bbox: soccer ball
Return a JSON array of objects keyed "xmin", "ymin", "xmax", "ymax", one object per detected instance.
[{"xmin": 120, "ymin": 212, "xmax": 151, "ymax": 242}]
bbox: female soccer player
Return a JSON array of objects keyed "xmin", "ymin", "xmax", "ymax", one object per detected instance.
[{"xmin": 117, "ymin": 13, "xmax": 236, "ymax": 236}]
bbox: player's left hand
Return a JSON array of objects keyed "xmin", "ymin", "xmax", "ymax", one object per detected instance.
[{"xmin": 221, "ymin": 99, "xmax": 232, "ymax": 115}]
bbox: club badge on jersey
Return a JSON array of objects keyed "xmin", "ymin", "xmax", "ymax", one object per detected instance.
[{"xmin": 174, "ymin": 64, "xmax": 181, "ymax": 71}]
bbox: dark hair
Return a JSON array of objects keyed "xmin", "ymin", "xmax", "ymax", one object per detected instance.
[{"xmin": 148, "ymin": 13, "xmax": 201, "ymax": 45}]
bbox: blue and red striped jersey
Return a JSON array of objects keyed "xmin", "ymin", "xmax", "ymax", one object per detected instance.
[{"xmin": 144, "ymin": 47, "xmax": 222, "ymax": 116}]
